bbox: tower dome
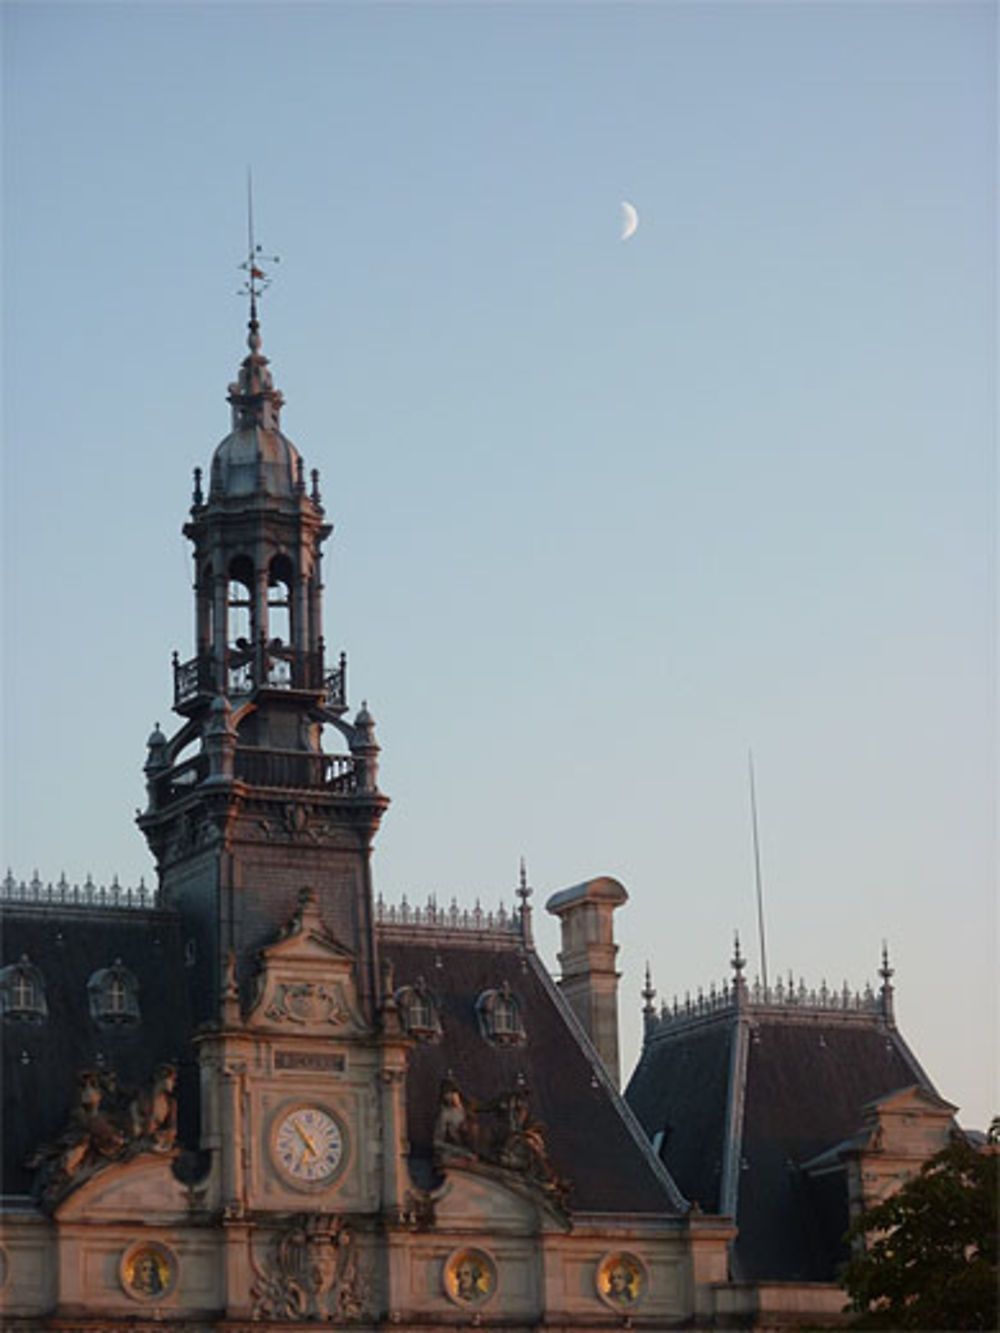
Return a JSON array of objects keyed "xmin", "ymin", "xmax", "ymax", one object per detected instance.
[{"xmin": 209, "ymin": 311, "xmax": 303, "ymax": 500}]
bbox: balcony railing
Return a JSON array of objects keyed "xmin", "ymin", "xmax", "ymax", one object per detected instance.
[
  {"xmin": 233, "ymin": 747, "xmax": 357, "ymax": 793},
  {"xmin": 173, "ymin": 647, "xmax": 347, "ymax": 707},
  {"xmin": 152, "ymin": 752, "xmax": 209, "ymax": 806},
  {"xmin": 173, "ymin": 651, "xmax": 213, "ymax": 707}
]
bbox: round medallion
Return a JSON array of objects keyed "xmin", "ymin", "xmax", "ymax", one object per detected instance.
[
  {"xmin": 119, "ymin": 1241, "xmax": 177, "ymax": 1302},
  {"xmin": 596, "ymin": 1251, "xmax": 645, "ymax": 1309},
  {"xmin": 270, "ymin": 1103, "xmax": 347, "ymax": 1188},
  {"xmin": 443, "ymin": 1247, "xmax": 496, "ymax": 1307}
]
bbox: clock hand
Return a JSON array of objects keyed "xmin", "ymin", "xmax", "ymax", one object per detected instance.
[{"xmin": 293, "ymin": 1119, "xmax": 318, "ymax": 1158}]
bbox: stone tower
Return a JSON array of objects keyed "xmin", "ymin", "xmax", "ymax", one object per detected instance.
[{"xmin": 137, "ymin": 296, "xmax": 388, "ymax": 1025}]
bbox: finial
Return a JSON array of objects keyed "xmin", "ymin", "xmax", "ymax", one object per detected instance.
[
  {"xmin": 879, "ymin": 939, "xmax": 896, "ymax": 1025},
  {"xmin": 879, "ymin": 940, "xmax": 893, "ymax": 984},
  {"xmin": 641, "ymin": 962, "xmax": 656, "ymax": 1010},
  {"xmin": 238, "ymin": 169, "xmax": 279, "ymax": 343},
  {"xmin": 641, "ymin": 962, "xmax": 658, "ymax": 1042},
  {"xmin": 192, "ymin": 466, "xmax": 203, "ymax": 506},
  {"xmin": 731, "ymin": 930, "xmax": 746, "ymax": 976},
  {"xmin": 517, "ymin": 857, "xmax": 532, "ymax": 906},
  {"xmin": 516, "ymin": 857, "xmax": 533, "ymax": 946}
]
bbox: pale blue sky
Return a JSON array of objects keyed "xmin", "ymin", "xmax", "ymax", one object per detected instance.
[{"xmin": 2, "ymin": 1, "xmax": 995, "ymax": 1128}]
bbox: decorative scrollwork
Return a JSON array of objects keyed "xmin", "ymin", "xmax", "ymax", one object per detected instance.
[
  {"xmin": 250, "ymin": 1214, "xmax": 369, "ymax": 1322},
  {"xmin": 265, "ymin": 982, "xmax": 350, "ymax": 1027}
]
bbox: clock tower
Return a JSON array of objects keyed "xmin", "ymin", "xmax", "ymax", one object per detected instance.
[{"xmin": 137, "ymin": 280, "xmax": 388, "ymax": 1028}]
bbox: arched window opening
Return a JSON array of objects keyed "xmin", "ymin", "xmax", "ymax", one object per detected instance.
[
  {"xmin": 14, "ymin": 972, "xmax": 36, "ymax": 1010},
  {"xmin": 227, "ymin": 555, "xmax": 255, "ymax": 695},
  {"xmin": 109, "ymin": 976, "xmax": 128, "ymax": 1013},
  {"xmin": 395, "ymin": 977, "xmax": 442, "ymax": 1042},
  {"xmin": 266, "ymin": 555, "xmax": 294, "ymax": 687},
  {"xmin": 88, "ymin": 959, "xmax": 140, "ymax": 1027},
  {"xmin": 1, "ymin": 956, "xmax": 48, "ymax": 1023},
  {"xmin": 475, "ymin": 981, "xmax": 526, "ymax": 1047},
  {"xmin": 200, "ymin": 562, "xmax": 215, "ymax": 652}
]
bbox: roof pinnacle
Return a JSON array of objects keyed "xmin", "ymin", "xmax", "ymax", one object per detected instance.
[
  {"xmin": 516, "ymin": 856, "xmax": 533, "ymax": 946},
  {"xmin": 879, "ymin": 939, "xmax": 896, "ymax": 1025},
  {"xmin": 879, "ymin": 940, "xmax": 894, "ymax": 985},
  {"xmin": 641, "ymin": 962, "xmax": 657, "ymax": 1042},
  {"xmin": 731, "ymin": 930, "xmax": 746, "ymax": 977}
]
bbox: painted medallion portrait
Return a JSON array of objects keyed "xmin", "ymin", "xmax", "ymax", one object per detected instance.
[
  {"xmin": 443, "ymin": 1247, "xmax": 496, "ymax": 1306},
  {"xmin": 120, "ymin": 1241, "xmax": 177, "ymax": 1301},
  {"xmin": 596, "ymin": 1251, "xmax": 645, "ymax": 1308}
]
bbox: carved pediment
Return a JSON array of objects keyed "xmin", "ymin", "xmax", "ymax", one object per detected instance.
[
  {"xmin": 433, "ymin": 1162, "xmax": 570, "ymax": 1234},
  {"xmin": 247, "ymin": 889, "xmax": 367, "ymax": 1037},
  {"xmin": 54, "ymin": 1150, "xmax": 190, "ymax": 1221}
]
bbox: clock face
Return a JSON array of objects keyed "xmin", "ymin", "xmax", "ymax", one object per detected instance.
[{"xmin": 272, "ymin": 1105, "xmax": 345, "ymax": 1186}]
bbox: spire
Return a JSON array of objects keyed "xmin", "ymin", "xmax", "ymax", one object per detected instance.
[
  {"xmin": 879, "ymin": 940, "xmax": 895, "ymax": 1026},
  {"xmin": 641, "ymin": 962, "xmax": 657, "ymax": 1041},
  {"xmin": 230, "ymin": 175, "xmax": 283, "ymax": 432},
  {"xmin": 516, "ymin": 856, "xmax": 533, "ymax": 945},
  {"xmin": 731, "ymin": 931, "xmax": 747, "ymax": 1008}
]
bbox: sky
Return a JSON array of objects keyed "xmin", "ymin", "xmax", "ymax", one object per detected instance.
[{"xmin": 2, "ymin": 1, "xmax": 995, "ymax": 1131}]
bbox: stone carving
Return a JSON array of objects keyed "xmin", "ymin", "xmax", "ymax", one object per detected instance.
[
  {"xmin": 167, "ymin": 810, "xmax": 219, "ymax": 862},
  {"xmin": 432, "ymin": 1076, "xmax": 570, "ymax": 1207},
  {"xmin": 433, "ymin": 1077, "xmax": 477, "ymax": 1159},
  {"xmin": 596, "ymin": 1251, "xmax": 646, "ymax": 1309},
  {"xmin": 129, "ymin": 1064, "xmax": 179, "ymax": 1150},
  {"xmin": 400, "ymin": 1187, "xmax": 436, "ymax": 1231},
  {"xmin": 120, "ymin": 1240, "xmax": 177, "ymax": 1302},
  {"xmin": 250, "ymin": 1214, "xmax": 368, "ymax": 1321},
  {"xmin": 248, "ymin": 804, "xmax": 345, "ymax": 846},
  {"xmin": 265, "ymin": 982, "xmax": 350, "ymax": 1027},
  {"xmin": 28, "ymin": 1064, "xmax": 179, "ymax": 1203},
  {"xmin": 442, "ymin": 1247, "xmax": 496, "ymax": 1307}
]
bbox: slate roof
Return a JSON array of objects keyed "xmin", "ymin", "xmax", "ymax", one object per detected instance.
[
  {"xmin": 3, "ymin": 898, "xmax": 684, "ymax": 1221},
  {"xmin": 1, "ymin": 904, "xmax": 197, "ymax": 1197},
  {"xmin": 626, "ymin": 997, "xmax": 936, "ymax": 1281},
  {"xmin": 380, "ymin": 927, "xmax": 684, "ymax": 1215},
  {"xmin": 627, "ymin": 1018, "xmax": 733, "ymax": 1214}
]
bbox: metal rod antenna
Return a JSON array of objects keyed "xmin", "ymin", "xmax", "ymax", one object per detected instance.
[
  {"xmin": 247, "ymin": 167, "xmax": 255, "ymax": 259},
  {"xmin": 748, "ymin": 749, "xmax": 769, "ymax": 992}
]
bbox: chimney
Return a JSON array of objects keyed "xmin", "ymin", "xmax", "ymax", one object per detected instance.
[{"xmin": 545, "ymin": 876, "xmax": 628, "ymax": 1087}]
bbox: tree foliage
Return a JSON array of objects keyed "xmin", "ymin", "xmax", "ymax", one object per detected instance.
[{"xmin": 841, "ymin": 1136, "xmax": 998, "ymax": 1330}]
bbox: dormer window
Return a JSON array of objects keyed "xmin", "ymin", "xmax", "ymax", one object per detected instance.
[
  {"xmin": 476, "ymin": 980, "xmax": 526, "ymax": 1047},
  {"xmin": 1, "ymin": 956, "xmax": 48, "ymax": 1022},
  {"xmin": 395, "ymin": 977, "xmax": 442, "ymax": 1042},
  {"xmin": 88, "ymin": 959, "xmax": 140, "ymax": 1026}
]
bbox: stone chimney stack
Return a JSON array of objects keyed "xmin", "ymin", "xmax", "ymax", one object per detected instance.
[{"xmin": 545, "ymin": 876, "xmax": 628, "ymax": 1088}]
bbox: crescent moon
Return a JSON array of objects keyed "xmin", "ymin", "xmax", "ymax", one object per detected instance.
[{"xmin": 620, "ymin": 200, "xmax": 638, "ymax": 241}]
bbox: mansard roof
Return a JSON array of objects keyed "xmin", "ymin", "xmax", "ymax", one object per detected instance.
[
  {"xmin": 378, "ymin": 903, "xmax": 685, "ymax": 1217},
  {"xmin": 625, "ymin": 968, "xmax": 940, "ymax": 1282},
  {"xmin": 0, "ymin": 882, "xmax": 195, "ymax": 1198}
]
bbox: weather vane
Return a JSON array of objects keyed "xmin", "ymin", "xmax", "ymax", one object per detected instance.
[{"xmin": 238, "ymin": 170, "xmax": 279, "ymax": 312}]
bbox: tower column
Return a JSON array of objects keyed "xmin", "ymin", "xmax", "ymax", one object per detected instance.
[
  {"xmin": 213, "ymin": 571, "xmax": 228, "ymax": 690},
  {"xmin": 309, "ymin": 554, "xmax": 324, "ymax": 655},
  {"xmin": 294, "ymin": 570, "xmax": 310, "ymax": 673},
  {"xmin": 254, "ymin": 561, "xmax": 269, "ymax": 684}
]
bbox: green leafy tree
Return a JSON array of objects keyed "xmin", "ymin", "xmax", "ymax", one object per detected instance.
[{"xmin": 841, "ymin": 1136, "xmax": 998, "ymax": 1330}]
